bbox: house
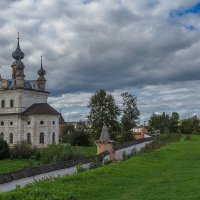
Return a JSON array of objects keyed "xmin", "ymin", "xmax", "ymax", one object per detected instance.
[
  {"xmin": 131, "ymin": 125, "xmax": 149, "ymax": 140},
  {"xmin": 0, "ymin": 35, "xmax": 61, "ymax": 147}
]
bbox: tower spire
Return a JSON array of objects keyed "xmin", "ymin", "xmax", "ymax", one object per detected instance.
[
  {"xmin": 37, "ymin": 54, "xmax": 46, "ymax": 91},
  {"xmin": 12, "ymin": 32, "xmax": 24, "ymax": 60},
  {"xmin": 38, "ymin": 54, "xmax": 46, "ymax": 77},
  {"xmin": 11, "ymin": 33, "xmax": 25, "ymax": 86}
]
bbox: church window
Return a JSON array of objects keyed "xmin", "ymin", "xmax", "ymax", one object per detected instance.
[
  {"xmin": 52, "ymin": 121, "xmax": 55, "ymax": 125},
  {"xmin": 10, "ymin": 121, "xmax": 13, "ymax": 126},
  {"xmin": 27, "ymin": 121, "xmax": 31, "ymax": 125},
  {"xmin": 40, "ymin": 121, "xmax": 44, "ymax": 125},
  {"xmin": 52, "ymin": 132, "xmax": 55, "ymax": 144},
  {"xmin": 0, "ymin": 132, "xmax": 4, "ymax": 140},
  {"xmin": 1, "ymin": 121, "xmax": 4, "ymax": 126},
  {"xmin": 10, "ymin": 99, "xmax": 14, "ymax": 107},
  {"xmin": 1, "ymin": 100, "xmax": 5, "ymax": 108},
  {"xmin": 39, "ymin": 132, "xmax": 44, "ymax": 144},
  {"xmin": 27, "ymin": 133, "xmax": 31, "ymax": 144},
  {"xmin": 10, "ymin": 133, "xmax": 13, "ymax": 144}
]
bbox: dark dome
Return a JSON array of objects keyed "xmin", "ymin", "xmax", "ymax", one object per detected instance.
[{"xmin": 12, "ymin": 39, "xmax": 24, "ymax": 60}]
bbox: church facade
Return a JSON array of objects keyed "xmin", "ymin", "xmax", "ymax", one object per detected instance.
[{"xmin": 0, "ymin": 36, "xmax": 60, "ymax": 147}]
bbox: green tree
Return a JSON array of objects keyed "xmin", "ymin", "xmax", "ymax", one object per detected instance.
[
  {"xmin": 121, "ymin": 92, "xmax": 140, "ymax": 132},
  {"xmin": 63, "ymin": 122, "xmax": 90, "ymax": 146},
  {"xmin": 169, "ymin": 112, "xmax": 179, "ymax": 133},
  {"xmin": 72, "ymin": 121, "xmax": 90, "ymax": 146},
  {"xmin": 149, "ymin": 112, "xmax": 170, "ymax": 134},
  {"xmin": 0, "ymin": 139, "xmax": 9, "ymax": 160},
  {"xmin": 118, "ymin": 92, "xmax": 140, "ymax": 143},
  {"xmin": 62, "ymin": 124, "xmax": 76, "ymax": 143},
  {"xmin": 87, "ymin": 89, "xmax": 120, "ymax": 141},
  {"xmin": 180, "ymin": 116, "xmax": 200, "ymax": 134}
]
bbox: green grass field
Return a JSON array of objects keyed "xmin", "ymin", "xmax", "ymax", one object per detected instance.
[
  {"xmin": 0, "ymin": 159, "xmax": 38, "ymax": 175},
  {"xmin": 1, "ymin": 135, "xmax": 200, "ymax": 200},
  {"xmin": 0, "ymin": 146, "xmax": 96, "ymax": 175}
]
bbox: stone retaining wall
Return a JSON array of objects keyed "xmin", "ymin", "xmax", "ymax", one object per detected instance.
[{"xmin": 0, "ymin": 157, "xmax": 94, "ymax": 184}]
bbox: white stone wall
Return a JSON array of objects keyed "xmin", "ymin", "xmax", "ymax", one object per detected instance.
[
  {"xmin": 103, "ymin": 140, "xmax": 153, "ymax": 162},
  {"xmin": 0, "ymin": 114, "xmax": 59, "ymax": 147},
  {"xmin": 0, "ymin": 115, "xmax": 19, "ymax": 144},
  {"xmin": 0, "ymin": 89, "xmax": 48, "ymax": 114}
]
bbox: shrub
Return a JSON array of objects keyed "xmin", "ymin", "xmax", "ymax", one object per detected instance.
[
  {"xmin": 9, "ymin": 140, "xmax": 36, "ymax": 159},
  {"xmin": 38, "ymin": 144, "xmax": 84, "ymax": 164},
  {"xmin": 89, "ymin": 156, "xmax": 103, "ymax": 169},
  {"xmin": 76, "ymin": 164, "xmax": 86, "ymax": 173},
  {"xmin": 62, "ymin": 121, "xmax": 91, "ymax": 146},
  {"xmin": 0, "ymin": 139, "xmax": 9, "ymax": 159}
]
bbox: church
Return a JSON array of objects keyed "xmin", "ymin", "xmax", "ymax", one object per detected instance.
[{"xmin": 0, "ymin": 35, "xmax": 60, "ymax": 147}]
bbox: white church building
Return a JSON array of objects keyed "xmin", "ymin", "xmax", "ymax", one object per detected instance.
[{"xmin": 0, "ymin": 36, "xmax": 60, "ymax": 147}]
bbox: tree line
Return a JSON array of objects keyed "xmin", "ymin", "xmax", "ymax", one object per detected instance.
[
  {"xmin": 62, "ymin": 89, "xmax": 140, "ymax": 145},
  {"xmin": 149, "ymin": 112, "xmax": 200, "ymax": 134},
  {"xmin": 62, "ymin": 89, "xmax": 200, "ymax": 147}
]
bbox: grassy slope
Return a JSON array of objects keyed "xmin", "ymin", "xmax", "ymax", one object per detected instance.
[
  {"xmin": 0, "ymin": 159, "xmax": 38, "ymax": 175},
  {"xmin": 1, "ymin": 136, "xmax": 200, "ymax": 199},
  {"xmin": 0, "ymin": 146, "xmax": 96, "ymax": 175},
  {"xmin": 74, "ymin": 146, "xmax": 96, "ymax": 157}
]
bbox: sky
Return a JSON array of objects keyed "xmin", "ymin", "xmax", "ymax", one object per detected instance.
[{"xmin": 0, "ymin": 0, "xmax": 200, "ymax": 123}]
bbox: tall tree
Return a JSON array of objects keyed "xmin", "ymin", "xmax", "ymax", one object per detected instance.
[
  {"xmin": 87, "ymin": 89, "xmax": 120, "ymax": 141},
  {"xmin": 169, "ymin": 112, "xmax": 179, "ymax": 133},
  {"xmin": 121, "ymin": 92, "xmax": 140, "ymax": 132},
  {"xmin": 148, "ymin": 112, "xmax": 170, "ymax": 134}
]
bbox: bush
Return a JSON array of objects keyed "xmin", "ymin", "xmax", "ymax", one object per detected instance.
[
  {"xmin": 76, "ymin": 164, "xmax": 86, "ymax": 173},
  {"xmin": 38, "ymin": 144, "xmax": 84, "ymax": 164},
  {"xmin": 9, "ymin": 140, "xmax": 36, "ymax": 159},
  {"xmin": 0, "ymin": 139, "xmax": 9, "ymax": 159},
  {"xmin": 62, "ymin": 122, "xmax": 91, "ymax": 146}
]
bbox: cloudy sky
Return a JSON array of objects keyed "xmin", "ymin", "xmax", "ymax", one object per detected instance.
[{"xmin": 0, "ymin": 0, "xmax": 200, "ymax": 123}]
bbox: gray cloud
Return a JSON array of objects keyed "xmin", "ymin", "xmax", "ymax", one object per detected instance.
[{"xmin": 0, "ymin": 0, "xmax": 200, "ymax": 121}]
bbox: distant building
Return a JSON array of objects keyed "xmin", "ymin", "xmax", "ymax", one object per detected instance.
[
  {"xmin": 0, "ymin": 35, "xmax": 61, "ymax": 147},
  {"xmin": 131, "ymin": 125, "xmax": 149, "ymax": 140}
]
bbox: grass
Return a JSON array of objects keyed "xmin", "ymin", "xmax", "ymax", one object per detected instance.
[
  {"xmin": 74, "ymin": 146, "xmax": 96, "ymax": 157},
  {"xmin": 1, "ymin": 134, "xmax": 200, "ymax": 199},
  {"xmin": 0, "ymin": 145, "xmax": 96, "ymax": 175},
  {"xmin": 0, "ymin": 159, "xmax": 38, "ymax": 174}
]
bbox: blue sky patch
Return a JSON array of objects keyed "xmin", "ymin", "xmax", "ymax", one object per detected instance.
[
  {"xmin": 170, "ymin": 3, "xmax": 200, "ymax": 17},
  {"xmin": 184, "ymin": 25, "xmax": 198, "ymax": 31}
]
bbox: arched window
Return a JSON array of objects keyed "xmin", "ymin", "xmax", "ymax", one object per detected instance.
[
  {"xmin": 39, "ymin": 132, "xmax": 44, "ymax": 144},
  {"xmin": 0, "ymin": 132, "xmax": 4, "ymax": 140},
  {"xmin": 10, "ymin": 99, "xmax": 14, "ymax": 108},
  {"xmin": 10, "ymin": 133, "xmax": 13, "ymax": 144},
  {"xmin": 52, "ymin": 132, "xmax": 55, "ymax": 144},
  {"xmin": 1, "ymin": 100, "xmax": 5, "ymax": 108},
  {"xmin": 27, "ymin": 133, "xmax": 31, "ymax": 144}
]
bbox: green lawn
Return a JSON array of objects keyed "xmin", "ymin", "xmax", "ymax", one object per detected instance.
[
  {"xmin": 0, "ymin": 146, "xmax": 96, "ymax": 175},
  {"xmin": 0, "ymin": 159, "xmax": 38, "ymax": 175},
  {"xmin": 74, "ymin": 146, "xmax": 96, "ymax": 157},
  {"xmin": 1, "ymin": 135, "xmax": 200, "ymax": 199}
]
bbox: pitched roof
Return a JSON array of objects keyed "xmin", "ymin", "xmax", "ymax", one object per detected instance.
[
  {"xmin": 22, "ymin": 103, "xmax": 60, "ymax": 115},
  {"xmin": 99, "ymin": 124, "xmax": 111, "ymax": 141}
]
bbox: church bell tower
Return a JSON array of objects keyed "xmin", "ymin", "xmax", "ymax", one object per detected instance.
[{"xmin": 11, "ymin": 32, "xmax": 25, "ymax": 88}]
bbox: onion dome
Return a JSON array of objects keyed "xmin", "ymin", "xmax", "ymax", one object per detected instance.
[
  {"xmin": 12, "ymin": 33, "xmax": 24, "ymax": 60},
  {"xmin": 38, "ymin": 55, "xmax": 46, "ymax": 79}
]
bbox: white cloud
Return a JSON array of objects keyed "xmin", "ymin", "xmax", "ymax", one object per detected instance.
[{"xmin": 0, "ymin": 0, "xmax": 199, "ymax": 121}]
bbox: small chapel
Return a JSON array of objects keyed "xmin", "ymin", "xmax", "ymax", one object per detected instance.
[{"xmin": 0, "ymin": 35, "xmax": 60, "ymax": 147}]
